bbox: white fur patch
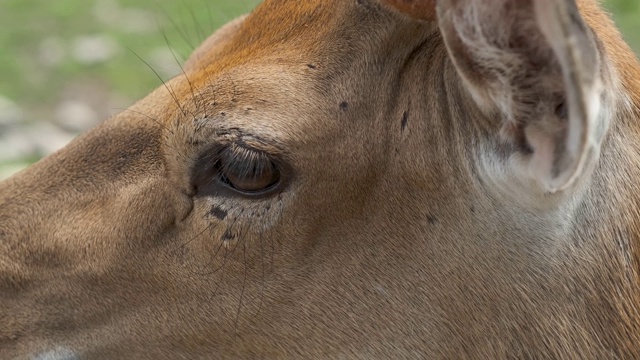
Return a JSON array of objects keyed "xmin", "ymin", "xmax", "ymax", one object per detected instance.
[{"xmin": 33, "ymin": 347, "xmax": 79, "ymax": 360}]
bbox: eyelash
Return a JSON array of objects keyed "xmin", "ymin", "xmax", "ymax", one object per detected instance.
[
  {"xmin": 214, "ymin": 144, "xmax": 282, "ymax": 195},
  {"xmin": 218, "ymin": 145, "xmax": 271, "ymax": 178},
  {"xmin": 192, "ymin": 139, "xmax": 286, "ymax": 199}
]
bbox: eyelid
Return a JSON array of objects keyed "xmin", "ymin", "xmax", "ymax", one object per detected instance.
[
  {"xmin": 219, "ymin": 144, "xmax": 274, "ymax": 176},
  {"xmin": 205, "ymin": 124, "xmax": 287, "ymax": 155},
  {"xmin": 215, "ymin": 143, "xmax": 284, "ymax": 195},
  {"xmin": 192, "ymin": 140, "xmax": 292, "ymax": 199}
]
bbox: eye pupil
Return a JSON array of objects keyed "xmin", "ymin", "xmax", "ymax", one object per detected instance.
[{"xmin": 217, "ymin": 147, "xmax": 280, "ymax": 194}]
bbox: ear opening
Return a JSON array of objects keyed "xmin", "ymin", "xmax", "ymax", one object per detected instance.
[{"xmin": 437, "ymin": 0, "xmax": 609, "ymax": 193}]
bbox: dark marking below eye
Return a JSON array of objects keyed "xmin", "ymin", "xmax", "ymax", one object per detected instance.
[
  {"xmin": 210, "ymin": 206, "xmax": 228, "ymax": 220},
  {"xmin": 340, "ymin": 101, "xmax": 349, "ymax": 111},
  {"xmin": 307, "ymin": 63, "xmax": 317, "ymax": 69},
  {"xmin": 222, "ymin": 230, "xmax": 234, "ymax": 241},
  {"xmin": 427, "ymin": 215, "xmax": 438, "ymax": 225},
  {"xmin": 401, "ymin": 111, "xmax": 409, "ymax": 131}
]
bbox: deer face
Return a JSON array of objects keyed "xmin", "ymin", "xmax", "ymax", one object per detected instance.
[{"xmin": 2, "ymin": 0, "xmax": 640, "ymax": 358}]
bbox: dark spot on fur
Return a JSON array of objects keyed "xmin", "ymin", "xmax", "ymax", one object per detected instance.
[
  {"xmin": 469, "ymin": 206, "xmax": 475, "ymax": 214},
  {"xmin": 555, "ymin": 101, "xmax": 568, "ymax": 119},
  {"xmin": 307, "ymin": 63, "xmax": 317, "ymax": 69},
  {"xmin": 427, "ymin": 215, "xmax": 438, "ymax": 225},
  {"xmin": 340, "ymin": 101, "xmax": 349, "ymax": 111},
  {"xmin": 210, "ymin": 206, "xmax": 228, "ymax": 220},
  {"xmin": 24, "ymin": 248, "xmax": 71, "ymax": 270},
  {"xmin": 222, "ymin": 230, "xmax": 234, "ymax": 241},
  {"xmin": 401, "ymin": 111, "xmax": 409, "ymax": 131}
]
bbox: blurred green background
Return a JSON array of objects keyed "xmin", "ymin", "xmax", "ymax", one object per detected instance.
[{"xmin": 0, "ymin": 0, "xmax": 638, "ymax": 179}]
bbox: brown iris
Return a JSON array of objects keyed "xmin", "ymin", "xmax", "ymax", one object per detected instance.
[{"xmin": 217, "ymin": 145, "xmax": 280, "ymax": 194}]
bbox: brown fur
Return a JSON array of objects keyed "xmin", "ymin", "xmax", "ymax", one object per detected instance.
[{"xmin": 1, "ymin": 0, "xmax": 640, "ymax": 358}]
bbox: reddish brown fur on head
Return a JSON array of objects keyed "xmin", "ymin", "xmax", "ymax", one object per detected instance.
[
  {"xmin": 2, "ymin": 0, "xmax": 640, "ymax": 358},
  {"xmin": 383, "ymin": 0, "xmax": 436, "ymax": 20}
]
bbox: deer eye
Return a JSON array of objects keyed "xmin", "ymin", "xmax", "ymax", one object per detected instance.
[{"xmin": 216, "ymin": 146, "xmax": 281, "ymax": 194}]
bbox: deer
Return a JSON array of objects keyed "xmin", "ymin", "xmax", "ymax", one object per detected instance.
[{"xmin": 1, "ymin": 0, "xmax": 640, "ymax": 358}]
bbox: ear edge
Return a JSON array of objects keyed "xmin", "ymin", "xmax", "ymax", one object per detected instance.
[
  {"xmin": 437, "ymin": 0, "xmax": 609, "ymax": 194},
  {"xmin": 533, "ymin": 0, "xmax": 605, "ymax": 192}
]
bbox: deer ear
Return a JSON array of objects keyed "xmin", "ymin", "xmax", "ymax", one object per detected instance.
[
  {"xmin": 383, "ymin": 0, "xmax": 436, "ymax": 20},
  {"xmin": 438, "ymin": 0, "xmax": 609, "ymax": 193}
]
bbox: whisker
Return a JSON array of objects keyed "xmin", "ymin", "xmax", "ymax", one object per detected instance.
[
  {"xmin": 193, "ymin": 219, "xmax": 231, "ymax": 276},
  {"xmin": 204, "ymin": 217, "xmax": 253, "ymax": 322},
  {"xmin": 208, "ymin": 252, "xmax": 228, "ymax": 303},
  {"xmin": 203, "ymin": 0, "xmax": 215, "ymax": 34},
  {"xmin": 270, "ymin": 227, "xmax": 275, "ymax": 274},
  {"xmin": 177, "ymin": 220, "xmax": 222, "ymax": 255},
  {"xmin": 128, "ymin": 48, "xmax": 187, "ymax": 117},
  {"xmin": 182, "ymin": 0, "xmax": 206, "ymax": 43},
  {"xmin": 206, "ymin": 222, "xmax": 246, "ymax": 305},
  {"xmin": 153, "ymin": 0, "xmax": 196, "ymax": 51},
  {"xmin": 233, "ymin": 242, "xmax": 248, "ymax": 334},
  {"xmin": 270, "ymin": 207, "xmax": 286, "ymax": 273},
  {"xmin": 256, "ymin": 228, "xmax": 266, "ymax": 316},
  {"xmin": 200, "ymin": 209, "xmax": 246, "ymax": 276},
  {"xmin": 159, "ymin": 27, "xmax": 201, "ymax": 113},
  {"xmin": 113, "ymin": 108, "xmax": 176, "ymax": 136}
]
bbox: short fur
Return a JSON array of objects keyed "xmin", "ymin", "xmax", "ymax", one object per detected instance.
[{"xmin": 1, "ymin": 0, "xmax": 639, "ymax": 358}]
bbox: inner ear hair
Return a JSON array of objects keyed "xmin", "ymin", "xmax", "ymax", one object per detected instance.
[{"xmin": 437, "ymin": 0, "xmax": 609, "ymax": 194}]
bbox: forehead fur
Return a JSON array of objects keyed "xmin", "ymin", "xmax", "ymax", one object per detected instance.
[
  {"xmin": 190, "ymin": 0, "xmax": 640, "ymax": 100},
  {"xmin": 190, "ymin": 0, "xmax": 340, "ymax": 74}
]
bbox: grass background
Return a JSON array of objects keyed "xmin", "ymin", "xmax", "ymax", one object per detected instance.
[
  {"xmin": 0, "ymin": 0, "xmax": 638, "ymax": 177},
  {"xmin": 0, "ymin": 0, "xmax": 261, "ymax": 119}
]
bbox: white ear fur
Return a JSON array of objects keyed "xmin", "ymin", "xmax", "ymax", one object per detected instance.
[
  {"xmin": 531, "ymin": 0, "xmax": 603, "ymax": 192},
  {"xmin": 437, "ymin": 0, "xmax": 609, "ymax": 194}
]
